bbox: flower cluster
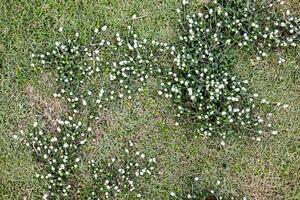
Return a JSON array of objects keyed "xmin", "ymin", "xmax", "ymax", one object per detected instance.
[
  {"xmin": 87, "ymin": 141, "xmax": 157, "ymax": 199},
  {"xmin": 29, "ymin": 26, "xmax": 166, "ymax": 199},
  {"xmin": 31, "ymin": 26, "xmax": 170, "ymax": 116},
  {"xmin": 157, "ymin": 0, "xmax": 298, "ymax": 140},
  {"xmin": 170, "ymin": 177, "xmax": 246, "ymax": 200},
  {"xmin": 181, "ymin": 0, "xmax": 300, "ymax": 60},
  {"xmin": 22, "ymin": 118, "xmax": 90, "ymax": 199},
  {"xmin": 23, "ymin": 0, "xmax": 299, "ymax": 198}
]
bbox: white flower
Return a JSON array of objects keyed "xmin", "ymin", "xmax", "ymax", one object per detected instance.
[
  {"xmin": 182, "ymin": 0, "xmax": 189, "ymax": 5},
  {"xmin": 50, "ymin": 137, "xmax": 58, "ymax": 142},
  {"xmin": 99, "ymin": 89, "xmax": 104, "ymax": 97},
  {"xmin": 57, "ymin": 127, "xmax": 61, "ymax": 133},
  {"xmin": 42, "ymin": 193, "xmax": 48, "ymax": 200},
  {"xmin": 101, "ymin": 25, "xmax": 108, "ymax": 31},
  {"xmin": 188, "ymin": 88, "xmax": 193, "ymax": 96},
  {"xmin": 271, "ymin": 130, "xmax": 278, "ymax": 135}
]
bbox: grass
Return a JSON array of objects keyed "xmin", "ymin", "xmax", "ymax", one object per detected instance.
[{"xmin": 0, "ymin": 0, "xmax": 299, "ymax": 199}]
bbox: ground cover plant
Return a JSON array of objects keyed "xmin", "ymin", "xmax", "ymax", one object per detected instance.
[{"xmin": 1, "ymin": 0, "xmax": 299, "ymax": 199}]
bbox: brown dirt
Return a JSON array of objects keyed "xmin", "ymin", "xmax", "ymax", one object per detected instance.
[{"xmin": 24, "ymin": 82, "xmax": 67, "ymax": 132}]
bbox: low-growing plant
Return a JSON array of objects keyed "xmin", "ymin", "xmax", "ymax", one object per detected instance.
[
  {"xmin": 19, "ymin": 118, "xmax": 91, "ymax": 199},
  {"xmin": 87, "ymin": 141, "xmax": 157, "ymax": 199},
  {"xmin": 159, "ymin": 0, "xmax": 298, "ymax": 140},
  {"xmin": 169, "ymin": 176, "xmax": 245, "ymax": 200},
  {"xmin": 16, "ymin": 0, "xmax": 299, "ymax": 199}
]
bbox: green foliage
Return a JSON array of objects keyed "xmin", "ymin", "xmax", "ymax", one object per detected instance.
[
  {"xmin": 23, "ymin": 118, "xmax": 90, "ymax": 198},
  {"xmin": 87, "ymin": 141, "xmax": 157, "ymax": 199},
  {"xmin": 10, "ymin": 0, "xmax": 300, "ymax": 199},
  {"xmin": 170, "ymin": 176, "xmax": 240, "ymax": 200},
  {"xmin": 161, "ymin": 0, "xmax": 299, "ymax": 139}
]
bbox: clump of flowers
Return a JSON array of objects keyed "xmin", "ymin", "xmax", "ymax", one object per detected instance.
[
  {"xmin": 157, "ymin": 0, "xmax": 299, "ymax": 140},
  {"xmin": 87, "ymin": 141, "xmax": 157, "ymax": 199},
  {"xmin": 21, "ymin": 118, "xmax": 91, "ymax": 199},
  {"xmin": 22, "ymin": 0, "xmax": 299, "ymax": 198},
  {"xmin": 31, "ymin": 25, "xmax": 170, "ymax": 116},
  {"xmin": 29, "ymin": 25, "xmax": 166, "ymax": 199},
  {"xmin": 30, "ymin": 0, "xmax": 299, "ymax": 142},
  {"xmin": 181, "ymin": 0, "xmax": 300, "ymax": 60},
  {"xmin": 170, "ymin": 176, "xmax": 246, "ymax": 200}
]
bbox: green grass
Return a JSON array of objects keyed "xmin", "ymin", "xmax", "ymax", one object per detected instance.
[{"xmin": 0, "ymin": 0, "xmax": 299, "ymax": 199}]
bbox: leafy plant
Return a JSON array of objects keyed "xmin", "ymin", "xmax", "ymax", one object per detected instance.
[
  {"xmin": 18, "ymin": 0, "xmax": 299, "ymax": 199},
  {"xmin": 87, "ymin": 141, "xmax": 157, "ymax": 199}
]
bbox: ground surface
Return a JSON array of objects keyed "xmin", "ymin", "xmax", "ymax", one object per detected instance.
[{"xmin": 0, "ymin": 1, "xmax": 299, "ymax": 199}]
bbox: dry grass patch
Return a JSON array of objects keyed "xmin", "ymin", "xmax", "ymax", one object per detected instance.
[{"xmin": 24, "ymin": 75, "xmax": 67, "ymax": 131}]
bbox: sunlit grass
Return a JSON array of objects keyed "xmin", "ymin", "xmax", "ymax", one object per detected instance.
[{"xmin": 0, "ymin": 0, "xmax": 299, "ymax": 199}]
